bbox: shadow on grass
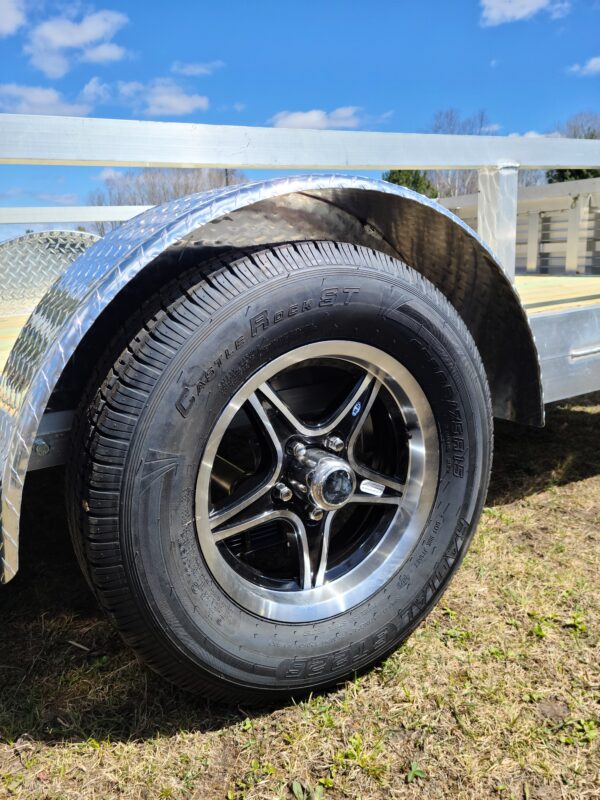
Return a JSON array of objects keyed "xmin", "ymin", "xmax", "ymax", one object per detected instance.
[
  {"xmin": 0, "ymin": 393, "xmax": 598, "ymax": 744},
  {"xmin": 488, "ymin": 392, "xmax": 600, "ymax": 505}
]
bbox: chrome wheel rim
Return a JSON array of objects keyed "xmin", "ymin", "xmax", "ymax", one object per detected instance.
[{"xmin": 194, "ymin": 341, "xmax": 439, "ymax": 622}]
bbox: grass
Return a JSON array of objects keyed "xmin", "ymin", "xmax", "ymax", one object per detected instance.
[{"xmin": 1, "ymin": 394, "xmax": 599, "ymax": 799}]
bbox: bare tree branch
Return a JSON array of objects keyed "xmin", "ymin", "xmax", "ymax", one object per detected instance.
[{"xmin": 89, "ymin": 167, "xmax": 246, "ymax": 234}]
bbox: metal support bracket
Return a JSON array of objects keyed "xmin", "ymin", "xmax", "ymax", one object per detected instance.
[
  {"xmin": 565, "ymin": 194, "xmax": 586, "ymax": 273},
  {"xmin": 477, "ymin": 165, "xmax": 519, "ymax": 281},
  {"xmin": 28, "ymin": 411, "xmax": 74, "ymax": 471}
]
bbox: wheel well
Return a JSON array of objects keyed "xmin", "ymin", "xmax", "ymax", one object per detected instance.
[{"xmin": 49, "ymin": 189, "xmax": 542, "ymax": 425}]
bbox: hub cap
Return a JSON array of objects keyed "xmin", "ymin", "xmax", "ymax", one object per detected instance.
[
  {"xmin": 195, "ymin": 341, "xmax": 439, "ymax": 622},
  {"xmin": 289, "ymin": 447, "xmax": 357, "ymax": 510}
]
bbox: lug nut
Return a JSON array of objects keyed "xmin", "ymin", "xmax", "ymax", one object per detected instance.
[
  {"xmin": 308, "ymin": 507, "xmax": 324, "ymax": 522},
  {"xmin": 273, "ymin": 482, "xmax": 293, "ymax": 502},
  {"xmin": 324, "ymin": 435, "xmax": 344, "ymax": 453},
  {"xmin": 289, "ymin": 479, "xmax": 308, "ymax": 495},
  {"xmin": 288, "ymin": 441, "xmax": 306, "ymax": 459}
]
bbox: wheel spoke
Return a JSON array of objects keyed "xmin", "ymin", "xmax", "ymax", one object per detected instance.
[
  {"xmin": 212, "ymin": 507, "xmax": 304, "ymax": 542},
  {"xmin": 257, "ymin": 382, "xmax": 312, "ymax": 436},
  {"xmin": 295, "ymin": 518, "xmax": 312, "ymax": 591},
  {"xmin": 246, "ymin": 392, "xmax": 284, "ymax": 465},
  {"xmin": 314, "ymin": 511, "xmax": 336, "ymax": 587},
  {"xmin": 209, "ymin": 392, "xmax": 283, "ymax": 530},
  {"xmin": 257, "ymin": 373, "xmax": 379, "ymax": 438},
  {"xmin": 347, "ymin": 379, "xmax": 406, "ymax": 495},
  {"xmin": 212, "ymin": 502, "xmax": 312, "ymax": 592},
  {"xmin": 329, "ymin": 373, "xmax": 380, "ymax": 442}
]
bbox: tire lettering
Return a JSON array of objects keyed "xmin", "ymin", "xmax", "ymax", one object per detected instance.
[
  {"xmin": 176, "ymin": 288, "xmax": 361, "ymax": 415},
  {"xmin": 250, "ymin": 310, "xmax": 270, "ymax": 336},
  {"xmin": 175, "ymin": 386, "xmax": 195, "ymax": 418},
  {"xmin": 319, "ymin": 288, "xmax": 338, "ymax": 306},
  {"xmin": 276, "ymin": 623, "xmax": 397, "ymax": 680}
]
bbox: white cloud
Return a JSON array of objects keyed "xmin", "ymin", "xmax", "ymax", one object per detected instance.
[
  {"xmin": 0, "ymin": 0, "xmax": 25, "ymax": 37},
  {"xmin": 30, "ymin": 10, "xmax": 127, "ymax": 50},
  {"xmin": 97, "ymin": 167, "xmax": 122, "ymax": 182},
  {"xmin": 568, "ymin": 56, "xmax": 600, "ymax": 76},
  {"xmin": 171, "ymin": 60, "xmax": 225, "ymax": 76},
  {"xmin": 25, "ymin": 9, "xmax": 129, "ymax": 78},
  {"xmin": 81, "ymin": 42, "xmax": 126, "ymax": 64},
  {"xmin": 482, "ymin": 122, "xmax": 501, "ymax": 132},
  {"xmin": 270, "ymin": 106, "xmax": 362, "ymax": 130},
  {"xmin": 480, "ymin": 0, "xmax": 570, "ymax": 26},
  {"xmin": 0, "ymin": 187, "xmax": 24, "ymax": 199},
  {"xmin": 34, "ymin": 192, "xmax": 79, "ymax": 205},
  {"xmin": 81, "ymin": 77, "xmax": 111, "ymax": 104},
  {"xmin": 117, "ymin": 78, "xmax": 209, "ymax": 116},
  {"xmin": 232, "ymin": 102, "xmax": 246, "ymax": 112},
  {"xmin": 507, "ymin": 129, "xmax": 561, "ymax": 137},
  {"xmin": 0, "ymin": 83, "xmax": 91, "ymax": 115},
  {"xmin": 116, "ymin": 80, "xmax": 144, "ymax": 99}
]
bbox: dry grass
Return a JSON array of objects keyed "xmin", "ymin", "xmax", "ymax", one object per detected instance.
[{"xmin": 1, "ymin": 395, "xmax": 599, "ymax": 799}]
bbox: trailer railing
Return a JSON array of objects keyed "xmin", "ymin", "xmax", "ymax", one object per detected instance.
[
  {"xmin": 442, "ymin": 177, "xmax": 600, "ymax": 275},
  {"xmin": 1, "ymin": 113, "xmax": 600, "ymax": 279}
]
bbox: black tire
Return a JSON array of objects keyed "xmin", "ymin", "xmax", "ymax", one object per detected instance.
[{"xmin": 67, "ymin": 241, "xmax": 492, "ymax": 703}]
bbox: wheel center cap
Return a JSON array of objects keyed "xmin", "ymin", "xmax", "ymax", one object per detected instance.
[{"xmin": 290, "ymin": 447, "xmax": 356, "ymax": 510}]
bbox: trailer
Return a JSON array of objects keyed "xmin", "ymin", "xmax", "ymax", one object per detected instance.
[{"xmin": 0, "ymin": 114, "xmax": 599, "ymax": 703}]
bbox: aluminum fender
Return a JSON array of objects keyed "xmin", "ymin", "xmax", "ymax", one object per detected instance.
[{"xmin": 0, "ymin": 174, "xmax": 542, "ymax": 582}]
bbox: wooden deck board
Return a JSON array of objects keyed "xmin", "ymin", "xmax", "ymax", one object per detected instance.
[
  {"xmin": 515, "ymin": 275, "xmax": 600, "ymax": 314},
  {"xmin": 1, "ymin": 277, "xmax": 599, "ymax": 375},
  {"xmin": 0, "ymin": 312, "xmax": 31, "ymax": 373}
]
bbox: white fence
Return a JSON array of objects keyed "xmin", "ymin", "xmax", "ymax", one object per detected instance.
[{"xmin": 1, "ymin": 113, "xmax": 600, "ymax": 279}]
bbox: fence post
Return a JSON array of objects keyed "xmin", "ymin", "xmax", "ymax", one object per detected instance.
[
  {"xmin": 526, "ymin": 211, "xmax": 540, "ymax": 273},
  {"xmin": 477, "ymin": 165, "xmax": 519, "ymax": 281},
  {"xmin": 565, "ymin": 195, "xmax": 584, "ymax": 273}
]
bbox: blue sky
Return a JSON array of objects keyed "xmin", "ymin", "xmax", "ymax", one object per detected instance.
[{"xmin": 0, "ymin": 0, "xmax": 599, "ymax": 239}]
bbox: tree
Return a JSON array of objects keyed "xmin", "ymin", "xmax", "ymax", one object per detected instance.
[
  {"xmin": 546, "ymin": 112, "xmax": 600, "ymax": 183},
  {"xmin": 427, "ymin": 108, "xmax": 494, "ymax": 197},
  {"xmin": 381, "ymin": 169, "xmax": 437, "ymax": 198},
  {"xmin": 89, "ymin": 167, "xmax": 246, "ymax": 234},
  {"xmin": 424, "ymin": 108, "xmax": 547, "ymax": 194}
]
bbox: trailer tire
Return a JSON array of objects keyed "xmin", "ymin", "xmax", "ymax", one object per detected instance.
[{"xmin": 67, "ymin": 240, "xmax": 492, "ymax": 703}]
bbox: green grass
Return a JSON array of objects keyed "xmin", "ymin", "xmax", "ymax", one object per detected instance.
[{"xmin": 1, "ymin": 394, "xmax": 599, "ymax": 799}]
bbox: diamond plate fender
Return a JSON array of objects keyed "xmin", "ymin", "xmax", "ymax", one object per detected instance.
[
  {"xmin": 0, "ymin": 231, "xmax": 99, "ymax": 376},
  {"xmin": 0, "ymin": 174, "xmax": 543, "ymax": 582}
]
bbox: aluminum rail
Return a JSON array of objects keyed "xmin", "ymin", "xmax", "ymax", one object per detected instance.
[
  {"xmin": 0, "ymin": 205, "xmax": 152, "ymax": 224},
  {"xmin": 1, "ymin": 113, "xmax": 600, "ymax": 277},
  {"xmin": 2, "ymin": 114, "xmax": 600, "ymax": 170}
]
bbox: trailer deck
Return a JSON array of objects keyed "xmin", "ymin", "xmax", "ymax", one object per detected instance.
[{"xmin": 517, "ymin": 275, "xmax": 600, "ymax": 314}]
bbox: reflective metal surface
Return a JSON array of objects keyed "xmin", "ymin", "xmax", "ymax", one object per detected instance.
[
  {"xmin": 195, "ymin": 342, "xmax": 439, "ymax": 623},
  {"xmin": 477, "ymin": 166, "xmax": 519, "ymax": 279},
  {"xmin": 3, "ymin": 112, "xmax": 600, "ymax": 170},
  {"xmin": 530, "ymin": 304, "xmax": 600, "ymax": 403},
  {"xmin": 0, "ymin": 230, "xmax": 97, "ymax": 314},
  {"xmin": 0, "ymin": 174, "xmax": 541, "ymax": 582}
]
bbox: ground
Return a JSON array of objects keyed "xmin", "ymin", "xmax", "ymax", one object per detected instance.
[{"xmin": 0, "ymin": 395, "xmax": 598, "ymax": 800}]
